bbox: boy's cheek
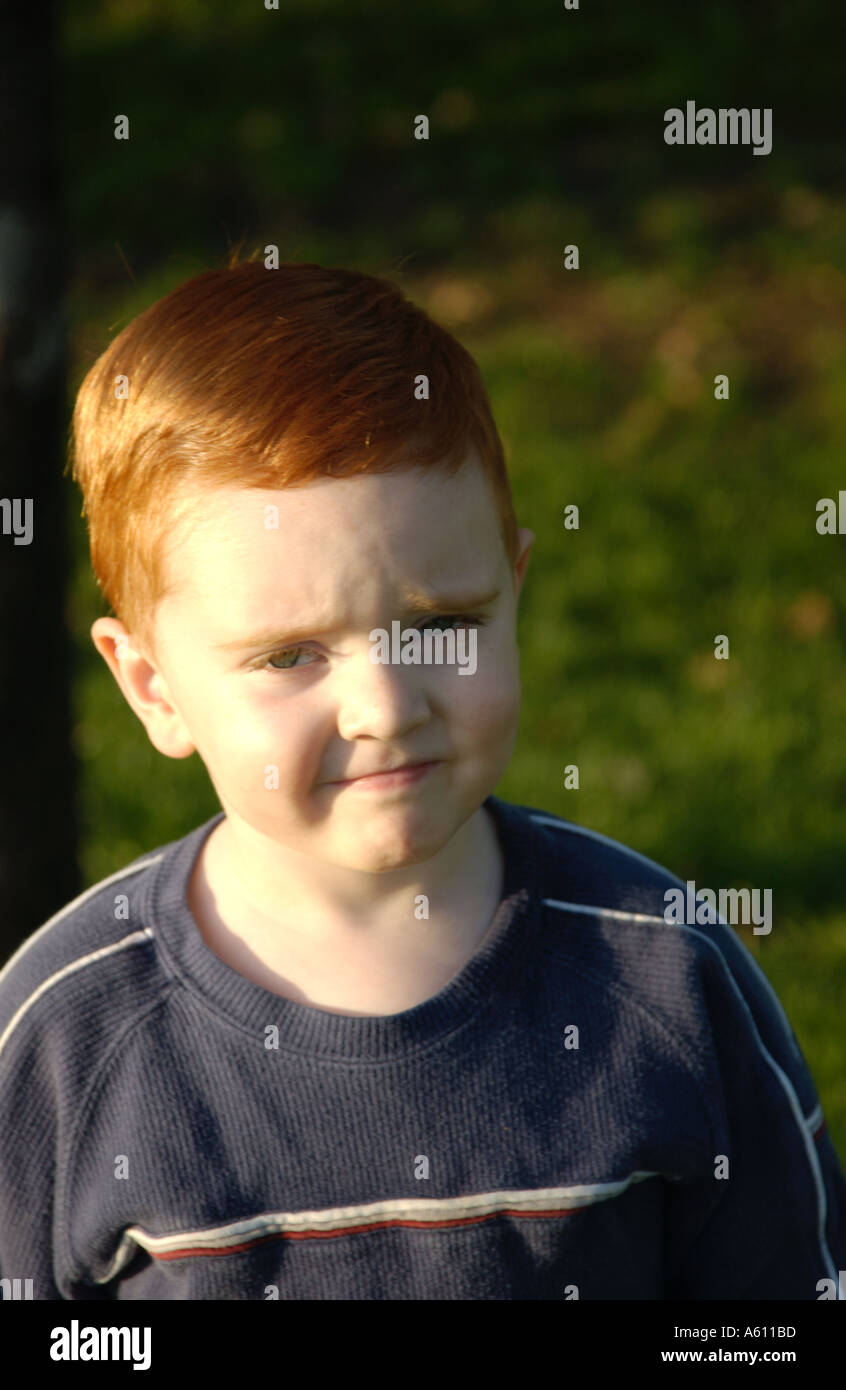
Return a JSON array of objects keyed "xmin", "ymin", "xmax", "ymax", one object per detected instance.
[{"xmin": 456, "ymin": 671, "xmax": 520, "ymax": 741}]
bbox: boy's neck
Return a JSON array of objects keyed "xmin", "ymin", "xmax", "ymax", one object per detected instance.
[{"xmin": 187, "ymin": 804, "xmax": 506, "ymax": 1014}]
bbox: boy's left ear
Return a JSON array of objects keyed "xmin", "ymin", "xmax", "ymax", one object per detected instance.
[{"xmin": 513, "ymin": 528, "xmax": 535, "ymax": 597}]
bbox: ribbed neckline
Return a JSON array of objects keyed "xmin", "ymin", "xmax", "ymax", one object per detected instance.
[{"xmin": 143, "ymin": 794, "xmax": 540, "ymax": 1061}]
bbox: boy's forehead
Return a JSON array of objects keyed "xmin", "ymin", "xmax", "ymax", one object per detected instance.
[
  {"xmin": 177, "ymin": 454, "xmax": 491, "ymax": 528},
  {"xmin": 159, "ymin": 456, "xmax": 505, "ymax": 620}
]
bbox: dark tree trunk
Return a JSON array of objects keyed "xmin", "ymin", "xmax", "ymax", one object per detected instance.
[{"xmin": 0, "ymin": 0, "xmax": 80, "ymax": 963}]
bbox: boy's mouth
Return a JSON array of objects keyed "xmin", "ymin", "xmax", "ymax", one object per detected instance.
[{"xmin": 327, "ymin": 760, "xmax": 441, "ymax": 788}]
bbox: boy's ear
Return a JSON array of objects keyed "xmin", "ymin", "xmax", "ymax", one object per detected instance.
[
  {"xmin": 90, "ymin": 617, "xmax": 196, "ymax": 759},
  {"xmin": 513, "ymin": 528, "xmax": 535, "ymax": 599}
]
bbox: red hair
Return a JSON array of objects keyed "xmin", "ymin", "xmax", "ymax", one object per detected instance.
[{"xmin": 69, "ymin": 253, "xmax": 519, "ymax": 659}]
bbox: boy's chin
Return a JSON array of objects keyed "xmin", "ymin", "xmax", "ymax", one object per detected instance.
[{"xmin": 331, "ymin": 812, "xmax": 457, "ymax": 868}]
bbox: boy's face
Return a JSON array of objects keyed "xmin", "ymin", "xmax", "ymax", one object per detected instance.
[{"xmin": 92, "ymin": 454, "xmax": 534, "ymax": 876}]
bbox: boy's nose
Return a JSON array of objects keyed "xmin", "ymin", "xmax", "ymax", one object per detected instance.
[{"xmin": 334, "ymin": 657, "xmax": 432, "ymax": 743}]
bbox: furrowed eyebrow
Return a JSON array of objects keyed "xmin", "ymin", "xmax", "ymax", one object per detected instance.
[{"xmin": 214, "ymin": 586, "xmax": 502, "ymax": 653}]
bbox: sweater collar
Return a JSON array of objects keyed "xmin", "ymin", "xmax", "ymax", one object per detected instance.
[{"xmin": 145, "ymin": 794, "xmax": 541, "ymax": 1060}]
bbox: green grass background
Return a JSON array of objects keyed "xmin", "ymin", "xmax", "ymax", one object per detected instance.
[{"xmin": 62, "ymin": 0, "xmax": 846, "ymax": 1160}]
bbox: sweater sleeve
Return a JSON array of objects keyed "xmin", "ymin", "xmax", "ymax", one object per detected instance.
[
  {"xmin": 663, "ymin": 913, "xmax": 846, "ymax": 1300},
  {"xmin": 0, "ymin": 979, "xmax": 67, "ymax": 1300},
  {"xmin": 0, "ymin": 950, "xmax": 111, "ymax": 1302}
]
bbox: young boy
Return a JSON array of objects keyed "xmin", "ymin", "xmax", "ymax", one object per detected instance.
[{"xmin": 1, "ymin": 257, "xmax": 844, "ymax": 1301}]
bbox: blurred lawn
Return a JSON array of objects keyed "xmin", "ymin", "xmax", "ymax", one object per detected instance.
[{"xmin": 63, "ymin": 0, "xmax": 846, "ymax": 1161}]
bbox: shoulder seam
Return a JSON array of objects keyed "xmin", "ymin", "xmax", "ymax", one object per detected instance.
[
  {"xmin": 0, "ymin": 927, "xmax": 155, "ymax": 1063},
  {"xmin": 0, "ymin": 853, "xmax": 164, "ymax": 992},
  {"xmin": 537, "ymin": 947, "xmax": 722, "ymax": 1162},
  {"xmin": 532, "ymin": 811, "xmax": 806, "ymax": 1071},
  {"xmin": 544, "ymin": 897, "xmax": 667, "ymax": 925},
  {"xmin": 543, "ymin": 899, "xmax": 819, "ymax": 1134}
]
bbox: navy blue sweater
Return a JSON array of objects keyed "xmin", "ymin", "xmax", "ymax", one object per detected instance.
[{"xmin": 1, "ymin": 794, "xmax": 844, "ymax": 1300}]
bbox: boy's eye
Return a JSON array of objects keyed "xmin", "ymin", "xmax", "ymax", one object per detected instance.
[
  {"xmin": 264, "ymin": 645, "xmax": 321, "ymax": 672},
  {"xmin": 261, "ymin": 615, "xmax": 484, "ymax": 673}
]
